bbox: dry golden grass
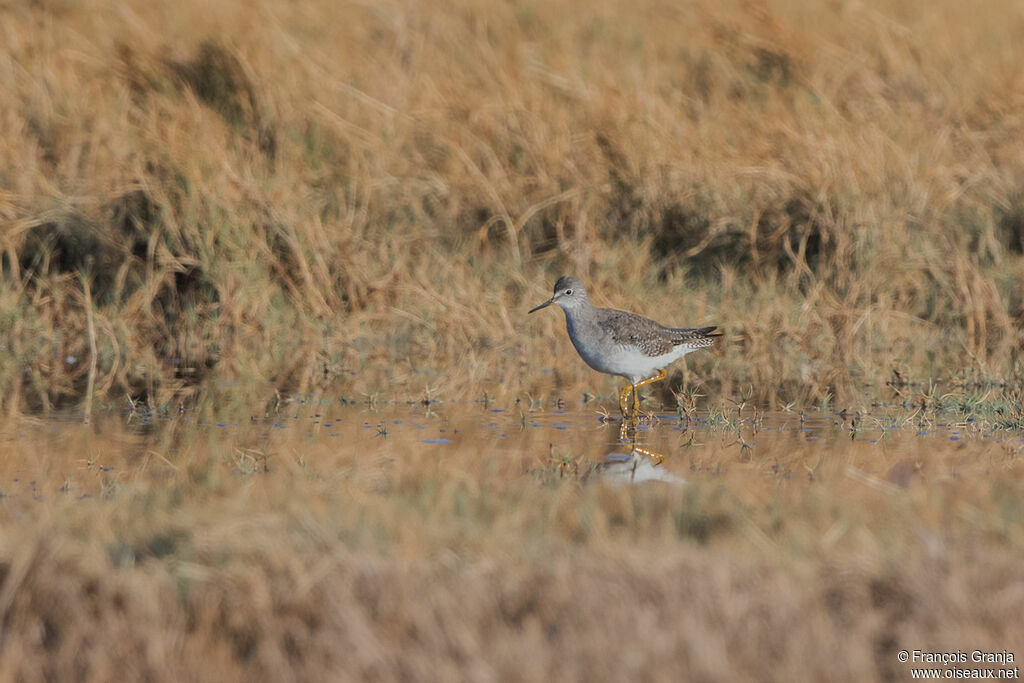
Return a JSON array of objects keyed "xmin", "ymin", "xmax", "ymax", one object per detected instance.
[{"xmin": 0, "ymin": 0, "xmax": 1022, "ymax": 411}]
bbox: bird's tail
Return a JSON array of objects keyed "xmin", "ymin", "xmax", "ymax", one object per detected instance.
[{"xmin": 694, "ymin": 326, "xmax": 723, "ymax": 338}]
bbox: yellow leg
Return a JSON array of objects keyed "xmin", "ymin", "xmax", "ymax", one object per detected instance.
[
  {"xmin": 619, "ymin": 420, "xmax": 632, "ymax": 442},
  {"xmin": 631, "ymin": 445, "xmax": 665, "ymax": 466},
  {"xmin": 618, "ymin": 384, "xmax": 634, "ymax": 416},
  {"xmin": 629, "ymin": 368, "xmax": 668, "ymax": 421}
]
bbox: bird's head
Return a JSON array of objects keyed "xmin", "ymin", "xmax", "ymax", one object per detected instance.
[{"xmin": 528, "ymin": 276, "xmax": 588, "ymax": 314}]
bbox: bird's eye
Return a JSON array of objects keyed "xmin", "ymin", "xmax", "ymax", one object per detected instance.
[{"xmin": 564, "ymin": 289, "xmax": 573, "ymax": 296}]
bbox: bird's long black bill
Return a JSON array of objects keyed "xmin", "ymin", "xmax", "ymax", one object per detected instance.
[{"xmin": 528, "ymin": 298, "xmax": 553, "ymax": 314}]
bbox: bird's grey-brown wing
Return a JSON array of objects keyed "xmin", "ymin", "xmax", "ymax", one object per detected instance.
[
  {"xmin": 596, "ymin": 308, "xmax": 721, "ymax": 357},
  {"xmin": 595, "ymin": 308, "xmax": 678, "ymax": 356}
]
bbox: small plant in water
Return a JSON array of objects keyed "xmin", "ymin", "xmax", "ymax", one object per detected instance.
[
  {"xmin": 673, "ymin": 386, "xmax": 704, "ymax": 426},
  {"xmin": 705, "ymin": 406, "xmax": 729, "ymax": 428}
]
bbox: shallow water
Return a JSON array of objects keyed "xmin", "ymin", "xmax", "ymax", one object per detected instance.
[
  {"xmin": 1, "ymin": 399, "xmax": 1019, "ymax": 504},
  {"xmin": 2, "ymin": 396, "xmax": 1022, "ymax": 682}
]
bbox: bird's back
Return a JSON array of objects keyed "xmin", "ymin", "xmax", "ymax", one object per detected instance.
[{"xmin": 593, "ymin": 307, "xmax": 719, "ymax": 358}]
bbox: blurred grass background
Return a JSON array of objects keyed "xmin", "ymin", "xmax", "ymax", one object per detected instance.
[{"xmin": 2, "ymin": 0, "xmax": 1023, "ymax": 409}]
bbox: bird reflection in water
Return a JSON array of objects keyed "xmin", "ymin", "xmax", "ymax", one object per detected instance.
[{"xmin": 589, "ymin": 422, "xmax": 686, "ymax": 486}]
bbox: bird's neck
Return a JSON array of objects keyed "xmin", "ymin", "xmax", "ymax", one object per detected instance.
[{"xmin": 560, "ymin": 302, "xmax": 592, "ymax": 329}]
